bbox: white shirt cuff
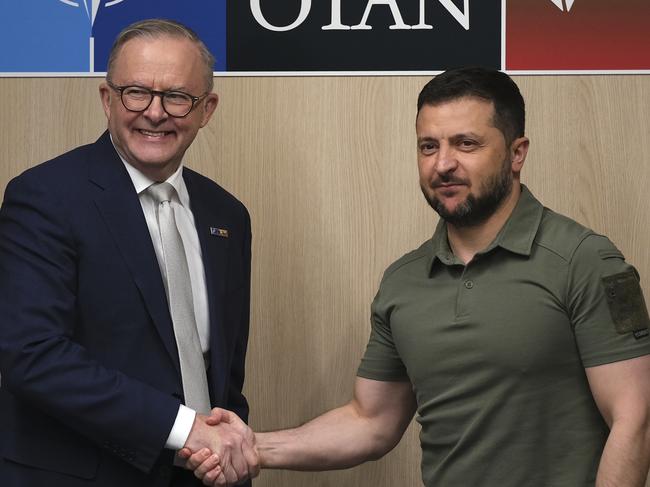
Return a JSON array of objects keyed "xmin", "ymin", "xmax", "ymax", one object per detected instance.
[{"xmin": 164, "ymin": 404, "xmax": 196, "ymax": 450}]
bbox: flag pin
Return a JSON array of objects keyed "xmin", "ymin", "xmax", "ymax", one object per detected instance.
[{"xmin": 210, "ymin": 227, "xmax": 229, "ymax": 238}]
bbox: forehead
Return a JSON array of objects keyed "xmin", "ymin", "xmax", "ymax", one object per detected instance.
[
  {"xmin": 111, "ymin": 36, "xmax": 204, "ymax": 88},
  {"xmin": 416, "ymin": 97, "xmax": 496, "ymax": 135}
]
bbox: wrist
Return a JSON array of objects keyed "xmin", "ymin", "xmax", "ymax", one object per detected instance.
[{"xmin": 255, "ymin": 432, "xmax": 279, "ymax": 469}]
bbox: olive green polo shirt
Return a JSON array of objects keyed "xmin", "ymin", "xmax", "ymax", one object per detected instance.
[{"xmin": 358, "ymin": 186, "xmax": 650, "ymax": 487}]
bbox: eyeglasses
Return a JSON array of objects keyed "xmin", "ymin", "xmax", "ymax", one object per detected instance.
[{"xmin": 106, "ymin": 80, "xmax": 208, "ymax": 118}]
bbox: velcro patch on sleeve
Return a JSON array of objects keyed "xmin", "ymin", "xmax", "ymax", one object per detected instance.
[{"xmin": 602, "ymin": 270, "xmax": 650, "ymax": 335}]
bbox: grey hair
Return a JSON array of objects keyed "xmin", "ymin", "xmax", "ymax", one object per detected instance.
[{"xmin": 106, "ymin": 18, "xmax": 215, "ymax": 92}]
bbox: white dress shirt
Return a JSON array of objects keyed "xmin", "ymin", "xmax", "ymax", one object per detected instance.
[{"xmin": 117, "ymin": 146, "xmax": 210, "ymax": 451}]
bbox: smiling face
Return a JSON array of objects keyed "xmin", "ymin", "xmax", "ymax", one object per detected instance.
[
  {"xmin": 99, "ymin": 36, "xmax": 218, "ymax": 181},
  {"xmin": 416, "ymin": 97, "xmax": 528, "ymax": 228}
]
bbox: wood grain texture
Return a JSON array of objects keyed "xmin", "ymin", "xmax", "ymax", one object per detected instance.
[{"xmin": 0, "ymin": 75, "xmax": 648, "ymax": 486}]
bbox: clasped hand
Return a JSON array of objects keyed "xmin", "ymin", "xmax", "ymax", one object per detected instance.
[{"xmin": 179, "ymin": 408, "xmax": 259, "ymax": 486}]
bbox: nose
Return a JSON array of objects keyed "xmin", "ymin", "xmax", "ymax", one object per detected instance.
[
  {"xmin": 143, "ymin": 93, "xmax": 168, "ymax": 123},
  {"xmin": 435, "ymin": 144, "xmax": 458, "ymax": 175}
]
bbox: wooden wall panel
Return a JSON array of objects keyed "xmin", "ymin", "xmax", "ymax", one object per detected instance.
[{"xmin": 0, "ymin": 75, "xmax": 648, "ymax": 486}]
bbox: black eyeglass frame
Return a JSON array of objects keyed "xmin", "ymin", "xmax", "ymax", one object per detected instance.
[{"xmin": 106, "ymin": 80, "xmax": 209, "ymax": 118}]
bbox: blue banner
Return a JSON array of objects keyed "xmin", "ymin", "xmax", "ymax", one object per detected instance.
[{"xmin": 0, "ymin": 0, "xmax": 226, "ymax": 72}]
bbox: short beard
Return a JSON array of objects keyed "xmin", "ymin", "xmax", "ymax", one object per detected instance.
[{"xmin": 423, "ymin": 158, "xmax": 513, "ymax": 228}]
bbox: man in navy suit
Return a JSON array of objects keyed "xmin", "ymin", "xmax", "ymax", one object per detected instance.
[{"xmin": 0, "ymin": 19, "xmax": 257, "ymax": 487}]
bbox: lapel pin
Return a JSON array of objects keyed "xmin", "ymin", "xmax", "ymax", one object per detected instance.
[{"xmin": 210, "ymin": 227, "xmax": 229, "ymax": 238}]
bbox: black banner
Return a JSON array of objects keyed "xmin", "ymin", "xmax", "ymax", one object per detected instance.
[{"xmin": 226, "ymin": 0, "xmax": 501, "ymax": 72}]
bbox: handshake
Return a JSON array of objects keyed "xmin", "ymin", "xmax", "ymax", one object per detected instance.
[
  {"xmin": 179, "ymin": 408, "xmax": 260, "ymax": 486},
  {"xmin": 173, "ymin": 378, "xmax": 417, "ymax": 485}
]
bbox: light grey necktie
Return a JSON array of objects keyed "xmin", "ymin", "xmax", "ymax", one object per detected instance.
[{"xmin": 148, "ymin": 182, "xmax": 211, "ymax": 415}]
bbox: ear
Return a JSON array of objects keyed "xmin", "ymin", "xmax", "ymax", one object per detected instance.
[
  {"xmin": 99, "ymin": 82, "xmax": 112, "ymax": 120},
  {"xmin": 199, "ymin": 93, "xmax": 219, "ymax": 128},
  {"xmin": 510, "ymin": 136, "xmax": 529, "ymax": 175}
]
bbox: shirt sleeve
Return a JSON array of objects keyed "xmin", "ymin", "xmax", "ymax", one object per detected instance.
[
  {"xmin": 164, "ymin": 405, "xmax": 196, "ymax": 450},
  {"xmin": 568, "ymin": 234, "xmax": 650, "ymax": 367},
  {"xmin": 357, "ymin": 279, "xmax": 409, "ymax": 381}
]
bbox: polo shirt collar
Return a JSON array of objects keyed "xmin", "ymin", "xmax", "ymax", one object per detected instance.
[
  {"xmin": 493, "ymin": 185, "xmax": 544, "ymax": 256},
  {"xmin": 429, "ymin": 219, "xmax": 456, "ymax": 269},
  {"xmin": 428, "ymin": 185, "xmax": 544, "ymax": 271}
]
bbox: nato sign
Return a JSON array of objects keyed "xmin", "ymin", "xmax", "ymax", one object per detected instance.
[{"xmin": 0, "ymin": 0, "xmax": 648, "ymax": 75}]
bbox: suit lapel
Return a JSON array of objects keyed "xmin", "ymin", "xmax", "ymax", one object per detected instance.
[
  {"xmin": 183, "ymin": 170, "xmax": 229, "ymax": 402},
  {"xmin": 87, "ymin": 132, "xmax": 180, "ymax": 373}
]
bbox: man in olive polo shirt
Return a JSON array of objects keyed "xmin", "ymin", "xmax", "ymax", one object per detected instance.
[{"xmin": 183, "ymin": 67, "xmax": 650, "ymax": 487}]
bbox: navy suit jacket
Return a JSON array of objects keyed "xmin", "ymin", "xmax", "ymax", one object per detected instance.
[{"xmin": 0, "ymin": 132, "xmax": 251, "ymax": 486}]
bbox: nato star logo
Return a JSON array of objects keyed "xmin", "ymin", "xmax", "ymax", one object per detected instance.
[
  {"xmin": 56, "ymin": 0, "xmax": 127, "ymax": 71},
  {"xmin": 0, "ymin": 0, "xmax": 125, "ymax": 71},
  {"xmin": 58, "ymin": 0, "xmax": 126, "ymax": 27},
  {"xmin": 549, "ymin": 0, "xmax": 575, "ymax": 12}
]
